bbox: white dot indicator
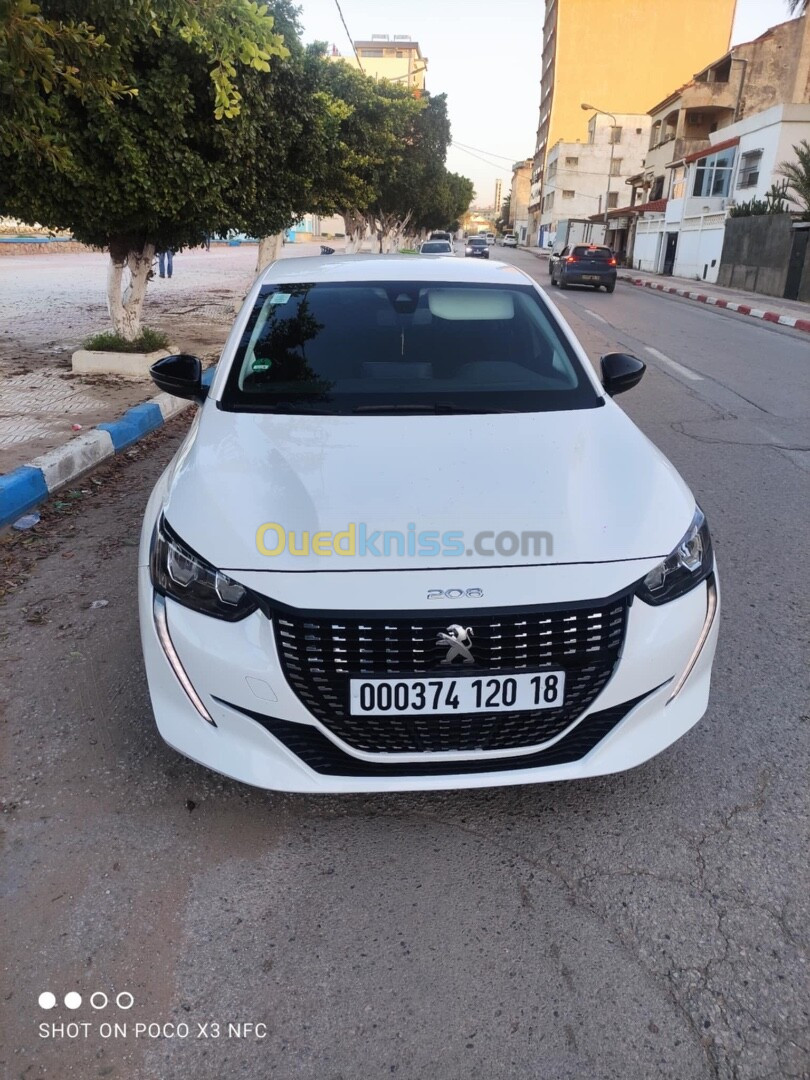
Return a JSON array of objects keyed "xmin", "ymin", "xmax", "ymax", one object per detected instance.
[
  {"xmin": 64, "ymin": 992, "xmax": 82, "ymax": 1009},
  {"xmin": 38, "ymin": 992, "xmax": 56, "ymax": 1010}
]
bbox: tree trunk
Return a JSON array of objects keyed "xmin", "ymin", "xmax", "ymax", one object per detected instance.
[
  {"xmin": 107, "ymin": 243, "xmax": 155, "ymax": 342},
  {"xmin": 256, "ymin": 233, "xmax": 285, "ymax": 274}
]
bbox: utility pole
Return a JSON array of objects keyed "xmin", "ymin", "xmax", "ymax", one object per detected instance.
[{"xmin": 582, "ymin": 103, "xmax": 617, "ymax": 241}]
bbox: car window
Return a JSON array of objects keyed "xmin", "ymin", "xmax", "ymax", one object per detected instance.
[
  {"xmin": 421, "ymin": 242, "xmax": 452, "ymax": 253},
  {"xmin": 220, "ymin": 281, "xmax": 602, "ymax": 415},
  {"xmin": 572, "ymin": 245, "xmax": 613, "ymax": 259},
  {"xmin": 469, "ymin": 237, "xmax": 487, "ymax": 245}
]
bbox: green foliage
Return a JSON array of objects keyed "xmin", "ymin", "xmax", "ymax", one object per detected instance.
[
  {"xmin": 0, "ymin": 0, "xmax": 286, "ymax": 167},
  {"xmin": 778, "ymin": 140, "xmax": 810, "ymax": 221},
  {"xmin": 729, "ymin": 180, "xmax": 791, "ymax": 218},
  {"xmin": 83, "ymin": 327, "xmax": 169, "ymax": 352}
]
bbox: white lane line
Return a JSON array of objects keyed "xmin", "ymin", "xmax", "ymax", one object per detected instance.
[
  {"xmin": 585, "ymin": 309, "xmax": 608, "ymax": 324},
  {"xmin": 644, "ymin": 345, "xmax": 703, "ymax": 381}
]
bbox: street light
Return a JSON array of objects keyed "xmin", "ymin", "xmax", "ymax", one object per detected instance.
[{"xmin": 582, "ymin": 102, "xmax": 617, "ymax": 238}]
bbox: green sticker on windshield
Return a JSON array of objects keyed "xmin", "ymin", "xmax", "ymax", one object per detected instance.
[
  {"xmin": 270, "ymin": 292, "xmax": 291, "ymax": 304},
  {"xmin": 251, "ymin": 358, "xmax": 272, "ymax": 372}
]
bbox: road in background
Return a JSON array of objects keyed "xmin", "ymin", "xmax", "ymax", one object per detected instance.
[{"xmin": 1, "ymin": 252, "xmax": 808, "ymax": 1080}]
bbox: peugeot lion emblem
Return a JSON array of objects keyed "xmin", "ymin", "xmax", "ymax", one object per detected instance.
[{"xmin": 437, "ymin": 624, "xmax": 475, "ymax": 666}]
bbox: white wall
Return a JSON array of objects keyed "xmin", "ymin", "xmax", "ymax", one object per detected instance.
[{"xmin": 710, "ymin": 104, "xmax": 810, "ymax": 205}]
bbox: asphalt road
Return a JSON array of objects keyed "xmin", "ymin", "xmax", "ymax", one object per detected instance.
[{"xmin": 2, "ymin": 249, "xmax": 808, "ymax": 1080}]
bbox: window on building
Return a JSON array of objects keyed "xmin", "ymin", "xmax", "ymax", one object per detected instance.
[
  {"xmin": 546, "ymin": 159, "xmax": 557, "ymax": 179},
  {"xmin": 649, "ymin": 121, "xmax": 661, "ymax": 149},
  {"xmin": 737, "ymin": 149, "xmax": 762, "ymax": 189},
  {"xmin": 693, "ymin": 148, "xmax": 736, "ymax": 198},
  {"xmin": 651, "ymin": 175, "xmax": 665, "ymax": 200},
  {"xmin": 565, "ymin": 156, "xmax": 579, "ymax": 167},
  {"xmin": 610, "ymin": 126, "xmax": 622, "ymax": 144},
  {"xmin": 562, "ymin": 190, "xmax": 575, "ymax": 199},
  {"xmin": 607, "ymin": 192, "xmax": 619, "ymax": 209},
  {"xmin": 360, "ymin": 48, "xmax": 384, "ymax": 57},
  {"xmin": 671, "ymin": 166, "xmax": 686, "ymax": 200},
  {"xmin": 610, "ymin": 158, "xmax": 623, "ymax": 176},
  {"xmin": 543, "ymin": 192, "xmax": 555, "ymax": 211}
]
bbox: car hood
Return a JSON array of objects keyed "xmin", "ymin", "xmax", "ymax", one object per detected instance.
[{"xmin": 163, "ymin": 403, "xmax": 695, "ymax": 572}]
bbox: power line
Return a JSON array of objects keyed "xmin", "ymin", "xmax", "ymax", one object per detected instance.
[
  {"xmin": 333, "ymin": 0, "xmax": 363, "ymax": 71},
  {"xmin": 453, "ymin": 140, "xmax": 522, "ymax": 164},
  {"xmin": 451, "ymin": 143, "xmax": 509, "ymax": 171}
]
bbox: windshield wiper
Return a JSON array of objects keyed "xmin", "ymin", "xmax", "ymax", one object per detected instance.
[{"xmin": 353, "ymin": 403, "xmax": 509, "ymax": 415}]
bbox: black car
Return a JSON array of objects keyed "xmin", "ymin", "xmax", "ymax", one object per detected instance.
[
  {"xmin": 465, "ymin": 236, "xmax": 489, "ymax": 259},
  {"xmin": 551, "ymin": 244, "xmax": 617, "ymax": 291}
]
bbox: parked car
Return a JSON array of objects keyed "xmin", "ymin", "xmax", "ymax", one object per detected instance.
[
  {"xmin": 551, "ymin": 244, "xmax": 617, "ymax": 291},
  {"xmin": 419, "ymin": 240, "xmax": 455, "ymax": 256},
  {"xmin": 465, "ymin": 236, "xmax": 490, "ymax": 259},
  {"xmin": 502, "ymin": 233, "xmax": 518, "ymax": 248},
  {"xmin": 141, "ymin": 254, "xmax": 719, "ymax": 793}
]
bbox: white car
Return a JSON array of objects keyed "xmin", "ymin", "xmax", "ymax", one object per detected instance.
[
  {"xmin": 419, "ymin": 240, "xmax": 455, "ymax": 256},
  {"xmin": 502, "ymin": 233, "xmax": 518, "ymax": 248},
  {"xmin": 141, "ymin": 255, "xmax": 719, "ymax": 794}
]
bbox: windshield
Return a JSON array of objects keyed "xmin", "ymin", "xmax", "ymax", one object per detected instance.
[
  {"xmin": 468, "ymin": 238, "xmax": 487, "ymax": 246},
  {"xmin": 572, "ymin": 246, "xmax": 613, "ymax": 259},
  {"xmin": 220, "ymin": 280, "xmax": 601, "ymax": 415}
]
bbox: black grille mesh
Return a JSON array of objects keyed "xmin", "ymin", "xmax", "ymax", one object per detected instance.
[{"xmin": 273, "ymin": 599, "xmax": 628, "ymax": 754}]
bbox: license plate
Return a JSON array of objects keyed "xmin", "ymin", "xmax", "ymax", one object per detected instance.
[
  {"xmin": 583, "ymin": 274, "xmax": 602, "ymax": 281},
  {"xmin": 349, "ymin": 671, "xmax": 565, "ymax": 716}
]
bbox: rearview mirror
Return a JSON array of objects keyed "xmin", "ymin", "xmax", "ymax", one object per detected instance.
[
  {"xmin": 600, "ymin": 352, "xmax": 646, "ymax": 397},
  {"xmin": 150, "ymin": 354, "xmax": 207, "ymax": 403}
]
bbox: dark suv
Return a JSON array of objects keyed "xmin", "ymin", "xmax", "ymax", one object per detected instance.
[
  {"xmin": 551, "ymin": 244, "xmax": 617, "ymax": 292},
  {"xmin": 465, "ymin": 236, "xmax": 490, "ymax": 259}
]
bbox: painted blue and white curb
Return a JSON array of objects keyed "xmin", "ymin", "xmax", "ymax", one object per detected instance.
[{"xmin": 0, "ymin": 371, "xmax": 213, "ymax": 529}]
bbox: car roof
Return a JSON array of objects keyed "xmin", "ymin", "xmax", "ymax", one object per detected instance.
[{"xmin": 260, "ymin": 255, "xmax": 529, "ymax": 285}]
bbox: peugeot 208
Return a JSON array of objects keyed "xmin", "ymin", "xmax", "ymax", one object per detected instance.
[{"xmin": 139, "ymin": 256, "xmax": 719, "ymax": 793}]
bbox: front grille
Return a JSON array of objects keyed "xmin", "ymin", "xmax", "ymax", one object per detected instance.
[{"xmin": 273, "ymin": 598, "xmax": 629, "ymax": 755}]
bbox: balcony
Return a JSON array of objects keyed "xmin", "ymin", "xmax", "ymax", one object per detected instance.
[{"xmin": 680, "ymin": 81, "xmax": 738, "ymax": 112}]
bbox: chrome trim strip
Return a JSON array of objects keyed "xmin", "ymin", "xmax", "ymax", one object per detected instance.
[
  {"xmin": 153, "ymin": 593, "xmax": 217, "ymax": 727},
  {"xmin": 666, "ymin": 576, "xmax": 718, "ymax": 705}
]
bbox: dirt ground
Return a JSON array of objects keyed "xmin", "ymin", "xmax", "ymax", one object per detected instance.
[{"xmin": 0, "ymin": 243, "xmax": 328, "ymax": 472}]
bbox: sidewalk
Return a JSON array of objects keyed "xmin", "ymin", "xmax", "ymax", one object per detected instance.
[
  {"xmin": 520, "ymin": 246, "xmax": 810, "ymax": 332},
  {"xmin": 0, "ymin": 240, "xmax": 344, "ymax": 527}
]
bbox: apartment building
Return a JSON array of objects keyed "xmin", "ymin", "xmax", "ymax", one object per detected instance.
[
  {"xmin": 329, "ymin": 35, "xmax": 427, "ymax": 90},
  {"xmin": 538, "ymin": 113, "xmax": 650, "ymax": 248},
  {"xmin": 529, "ymin": 0, "xmax": 737, "ymax": 244}
]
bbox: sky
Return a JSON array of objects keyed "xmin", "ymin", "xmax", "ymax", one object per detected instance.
[{"xmin": 298, "ymin": 0, "xmax": 802, "ymax": 207}]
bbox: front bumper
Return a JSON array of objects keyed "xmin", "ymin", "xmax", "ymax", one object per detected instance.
[{"xmin": 138, "ymin": 566, "xmax": 720, "ymax": 793}]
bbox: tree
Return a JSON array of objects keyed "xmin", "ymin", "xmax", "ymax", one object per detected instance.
[
  {"xmin": 318, "ymin": 60, "xmax": 423, "ymax": 252},
  {"xmin": 0, "ymin": 0, "xmax": 285, "ymax": 167},
  {"xmin": 0, "ymin": 0, "xmax": 289, "ymax": 339},
  {"xmin": 778, "ymin": 140, "xmax": 810, "ymax": 220},
  {"xmin": 497, "ymin": 194, "xmax": 511, "ymax": 233},
  {"xmin": 786, "ymin": 0, "xmax": 806, "ymax": 13}
]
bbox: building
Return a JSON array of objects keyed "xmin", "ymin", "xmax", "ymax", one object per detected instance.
[
  {"xmin": 508, "ymin": 159, "xmax": 533, "ymax": 243},
  {"xmin": 328, "ymin": 35, "xmax": 427, "ymax": 90},
  {"xmin": 623, "ymin": 16, "xmax": 810, "ymax": 280},
  {"xmin": 538, "ymin": 113, "xmax": 650, "ymax": 250},
  {"xmin": 528, "ymin": 0, "xmax": 738, "ymax": 244},
  {"xmin": 494, "ymin": 179, "xmax": 503, "ymax": 215}
]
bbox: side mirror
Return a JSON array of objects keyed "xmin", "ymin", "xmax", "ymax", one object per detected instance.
[
  {"xmin": 601, "ymin": 352, "xmax": 646, "ymax": 397},
  {"xmin": 150, "ymin": 354, "xmax": 207, "ymax": 403}
]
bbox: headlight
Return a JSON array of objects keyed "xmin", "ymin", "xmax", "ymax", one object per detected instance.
[
  {"xmin": 150, "ymin": 515, "xmax": 258, "ymax": 621},
  {"xmin": 635, "ymin": 507, "xmax": 713, "ymax": 605}
]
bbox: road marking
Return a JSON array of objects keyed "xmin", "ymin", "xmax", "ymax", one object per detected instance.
[
  {"xmin": 584, "ymin": 309, "xmax": 608, "ymax": 324},
  {"xmin": 644, "ymin": 346, "xmax": 703, "ymax": 381}
]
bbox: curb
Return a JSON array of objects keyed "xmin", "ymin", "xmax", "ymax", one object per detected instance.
[
  {"xmin": 0, "ymin": 370, "xmax": 214, "ymax": 529},
  {"xmin": 619, "ymin": 274, "xmax": 810, "ymax": 333}
]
